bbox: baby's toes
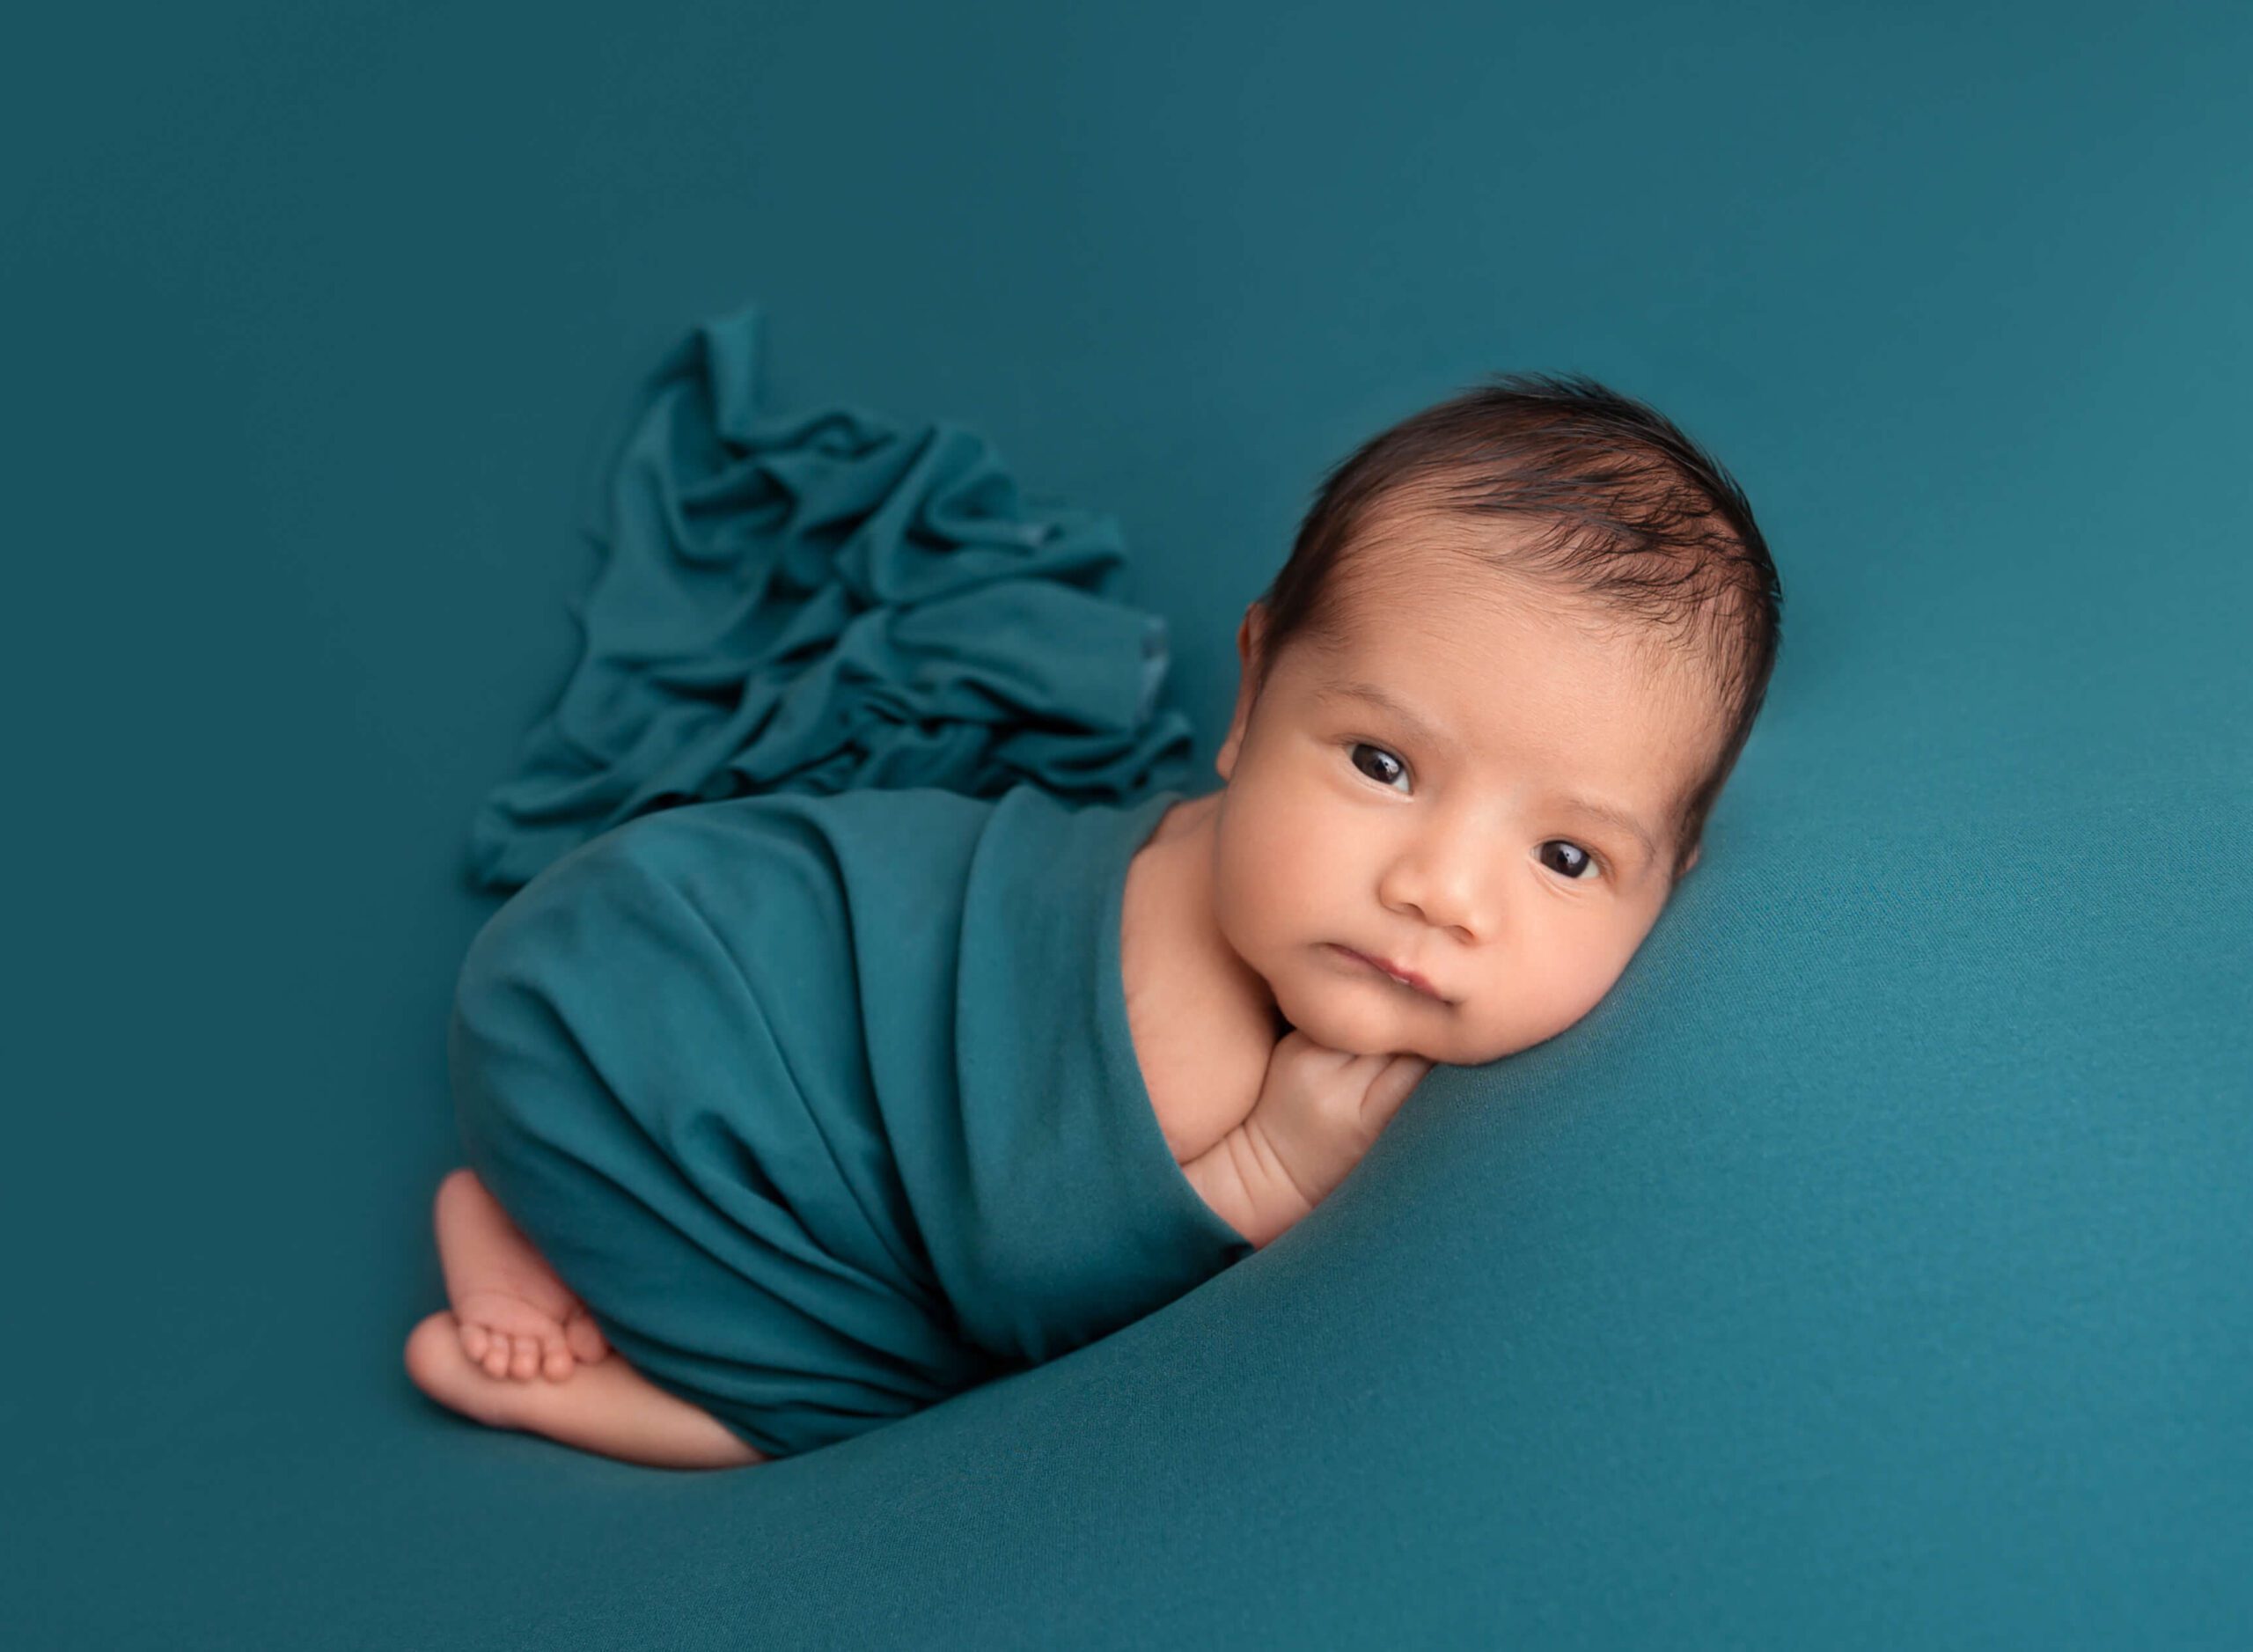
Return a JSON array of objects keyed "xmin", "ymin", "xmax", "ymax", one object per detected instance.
[
  {"xmin": 458, "ymin": 1318, "xmax": 491, "ymax": 1364},
  {"xmin": 562, "ymin": 1308, "xmax": 610, "ymax": 1366},
  {"xmin": 539, "ymin": 1336, "xmax": 576, "ymax": 1383},
  {"xmin": 479, "ymin": 1333, "xmax": 514, "ymax": 1380},
  {"xmin": 508, "ymin": 1334, "xmax": 542, "ymax": 1381}
]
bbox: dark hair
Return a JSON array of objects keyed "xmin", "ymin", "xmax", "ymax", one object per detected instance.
[{"xmin": 1251, "ymin": 372, "xmax": 1783, "ymax": 883}]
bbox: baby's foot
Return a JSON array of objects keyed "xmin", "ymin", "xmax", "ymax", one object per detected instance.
[
  {"xmin": 452, "ymin": 1289, "xmax": 613, "ymax": 1384},
  {"xmin": 432, "ymin": 1168, "xmax": 612, "ymax": 1384}
]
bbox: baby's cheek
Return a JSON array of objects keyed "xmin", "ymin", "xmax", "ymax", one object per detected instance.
[
  {"xmin": 1213, "ymin": 818, "xmax": 1302, "ymax": 947},
  {"xmin": 1532, "ymin": 950, "xmax": 1630, "ymax": 1039},
  {"xmin": 1466, "ymin": 959, "xmax": 1614, "ymax": 1062}
]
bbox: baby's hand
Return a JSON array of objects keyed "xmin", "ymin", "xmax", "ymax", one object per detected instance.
[{"xmin": 1241, "ymin": 1031, "xmax": 1435, "ymax": 1219}]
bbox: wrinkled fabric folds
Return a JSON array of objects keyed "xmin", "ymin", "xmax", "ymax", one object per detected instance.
[{"xmin": 466, "ymin": 302, "xmax": 1197, "ymax": 893}]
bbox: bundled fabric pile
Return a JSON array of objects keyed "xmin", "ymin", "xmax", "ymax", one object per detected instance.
[{"xmin": 468, "ymin": 300, "xmax": 1196, "ymax": 892}]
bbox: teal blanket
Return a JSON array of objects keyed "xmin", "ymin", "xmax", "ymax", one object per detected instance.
[
  {"xmin": 466, "ymin": 301, "xmax": 1196, "ymax": 894},
  {"xmin": 450, "ymin": 305, "xmax": 1249, "ymax": 1458},
  {"xmin": 450, "ymin": 782, "xmax": 1251, "ymax": 1459}
]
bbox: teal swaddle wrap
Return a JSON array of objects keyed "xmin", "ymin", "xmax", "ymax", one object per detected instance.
[
  {"xmin": 451, "ymin": 782, "xmax": 1251, "ymax": 1459},
  {"xmin": 450, "ymin": 307, "xmax": 1247, "ymax": 1458}
]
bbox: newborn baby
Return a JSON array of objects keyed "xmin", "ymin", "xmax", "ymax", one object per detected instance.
[{"xmin": 404, "ymin": 371, "xmax": 1781, "ymax": 1470}]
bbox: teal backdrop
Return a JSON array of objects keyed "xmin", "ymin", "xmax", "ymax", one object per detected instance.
[{"xmin": 7, "ymin": 2, "xmax": 2248, "ymax": 1646}]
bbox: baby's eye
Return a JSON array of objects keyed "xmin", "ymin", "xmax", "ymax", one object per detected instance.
[
  {"xmin": 1348, "ymin": 742, "xmax": 1604, "ymax": 884},
  {"xmin": 1347, "ymin": 741, "xmax": 1409, "ymax": 790},
  {"xmin": 1539, "ymin": 841, "xmax": 1600, "ymax": 882}
]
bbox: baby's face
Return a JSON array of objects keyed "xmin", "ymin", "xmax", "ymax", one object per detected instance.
[{"xmin": 1208, "ymin": 546, "xmax": 1721, "ymax": 1068}]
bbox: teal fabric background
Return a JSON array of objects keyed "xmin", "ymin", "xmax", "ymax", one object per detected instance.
[{"xmin": 7, "ymin": 2, "xmax": 2247, "ymax": 1646}]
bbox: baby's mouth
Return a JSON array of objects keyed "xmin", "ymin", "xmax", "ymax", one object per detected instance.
[{"xmin": 1330, "ymin": 943, "xmax": 1446, "ymax": 1002}]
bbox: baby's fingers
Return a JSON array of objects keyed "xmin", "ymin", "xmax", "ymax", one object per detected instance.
[{"xmin": 1359, "ymin": 1055, "xmax": 1435, "ymax": 1130}]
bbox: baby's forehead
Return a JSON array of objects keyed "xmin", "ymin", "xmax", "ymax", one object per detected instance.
[{"xmin": 1323, "ymin": 591, "xmax": 1699, "ymax": 705}]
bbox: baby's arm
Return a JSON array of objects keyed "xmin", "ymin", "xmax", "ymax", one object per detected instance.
[
  {"xmin": 1181, "ymin": 1120, "xmax": 1311, "ymax": 1250},
  {"xmin": 1180, "ymin": 1032, "xmax": 1434, "ymax": 1248}
]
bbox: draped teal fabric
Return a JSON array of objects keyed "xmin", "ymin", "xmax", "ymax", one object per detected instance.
[
  {"xmin": 450, "ymin": 781, "xmax": 1251, "ymax": 1459},
  {"xmin": 466, "ymin": 302, "xmax": 1196, "ymax": 894}
]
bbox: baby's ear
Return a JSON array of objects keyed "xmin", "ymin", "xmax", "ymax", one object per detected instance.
[{"xmin": 1219, "ymin": 605, "xmax": 1277, "ymax": 769}]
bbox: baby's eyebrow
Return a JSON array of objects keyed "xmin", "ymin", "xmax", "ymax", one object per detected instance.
[
  {"xmin": 1315, "ymin": 679, "xmax": 1661, "ymax": 869},
  {"xmin": 1317, "ymin": 680, "xmax": 1456, "ymax": 756}
]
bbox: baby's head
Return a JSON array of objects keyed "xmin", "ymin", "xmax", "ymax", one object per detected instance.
[{"xmin": 1207, "ymin": 372, "xmax": 1783, "ymax": 1066}]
